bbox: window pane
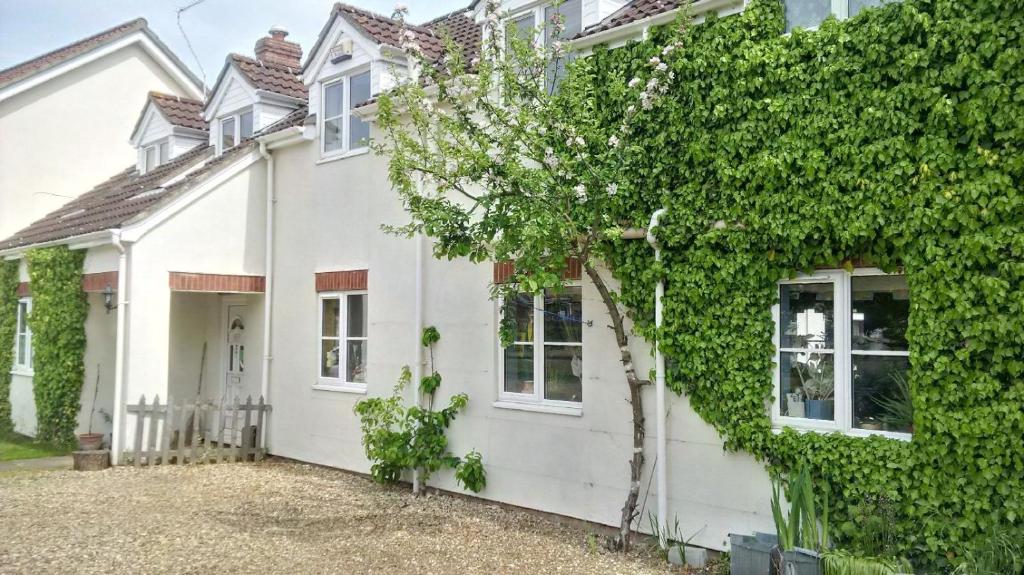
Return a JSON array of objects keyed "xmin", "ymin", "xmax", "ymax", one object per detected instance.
[
  {"xmin": 17, "ymin": 334, "xmax": 26, "ymax": 364},
  {"xmin": 349, "ymin": 116, "xmax": 370, "ymax": 149},
  {"xmin": 321, "ymin": 339, "xmax": 340, "ymax": 378},
  {"xmin": 324, "ymin": 82, "xmax": 344, "ymax": 119},
  {"xmin": 349, "ymin": 72, "xmax": 371, "ymax": 108},
  {"xmin": 506, "ymin": 13, "xmax": 535, "ymax": 50},
  {"xmin": 849, "ymin": 0, "xmax": 892, "ymax": 17},
  {"xmin": 779, "ymin": 351, "xmax": 834, "ymax": 420},
  {"xmin": 17, "ymin": 302, "xmax": 27, "ymax": 334},
  {"xmin": 544, "ymin": 287, "xmax": 582, "ymax": 343},
  {"xmin": 544, "ymin": 0, "xmax": 582, "ymax": 89},
  {"xmin": 321, "ymin": 298, "xmax": 339, "ymax": 337},
  {"xmin": 347, "ymin": 340, "xmax": 367, "ymax": 383},
  {"xmin": 851, "ymin": 275, "xmax": 909, "ymax": 352},
  {"xmin": 852, "ymin": 355, "xmax": 911, "ymax": 432},
  {"xmin": 240, "ymin": 111, "xmax": 254, "ymax": 139},
  {"xmin": 324, "ymin": 118, "xmax": 344, "ymax": 152},
  {"xmin": 544, "ymin": 344, "xmax": 582, "ymax": 402},
  {"xmin": 221, "ymin": 118, "xmax": 235, "ymax": 150},
  {"xmin": 785, "ymin": 0, "xmax": 831, "ymax": 32},
  {"xmin": 145, "ymin": 146, "xmax": 157, "ymax": 170},
  {"xmin": 158, "ymin": 142, "xmax": 169, "ymax": 164},
  {"xmin": 779, "ymin": 282, "xmax": 834, "ymax": 349},
  {"xmin": 504, "ymin": 293, "xmax": 534, "ymax": 342},
  {"xmin": 347, "ymin": 294, "xmax": 366, "ymax": 337},
  {"xmin": 503, "ymin": 344, "xmax": 534, "ymax": 394}
]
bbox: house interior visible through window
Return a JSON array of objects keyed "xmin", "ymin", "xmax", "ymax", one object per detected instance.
[
  {"xmin": 502, "ymin": 287, "xmax": 583, "ymax": 404},
  {"xmin": 323, "ymin": 70, "xmax": 371, "ymax": 156},
  {"xmin": 319, "ymin": 293, "xmax": 368, "ymax": 387},
  {"xmin": 785, "ymin": 0, "xmax": 896, "ymax": 32}
]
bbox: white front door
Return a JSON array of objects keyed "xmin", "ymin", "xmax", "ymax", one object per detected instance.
[{"xmin": 221, "ymin": 303, "xmax": 256, "ymax": 444}]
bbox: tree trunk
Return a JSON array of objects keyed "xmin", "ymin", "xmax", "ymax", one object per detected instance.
[{"xmin": 584, "ymin": 263, "xmax": 645, "ymax": 551}]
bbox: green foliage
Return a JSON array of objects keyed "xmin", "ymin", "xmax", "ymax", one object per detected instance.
[
  {"xmin": 574, "ymin": 0, "xmax": 1024, "ymax": 567},
  {"xmin": 354, "ymin": 327, "xmax": 485, "ymax": 492},
  {"xmin": 0, "ymin": 260, "xmax": 19, "ymax": 432},
  {"xmin": 25, "ymin": 247, "xmax": 87, "ymax": 447},
  {"xmin": 873, "ymin": 373, "xmax": 914, "ymax": 434},
  {"xmin": 822, "ymin": 550, "xmax": 913, "ymax": 575},
  {"xmin": 771, "ymin": 465, "xmax": 830, "ymax": 552},
  {"xmin": 455, "ymin": 449, "xmax": 486, "ymax": 493},
  {"xmin": 952, "ymin": 530, "xmax": 1024, "ymax": 575},
  {"xmin": 838, "ymin": 495, "xmax": 901, "ymax": 558}
]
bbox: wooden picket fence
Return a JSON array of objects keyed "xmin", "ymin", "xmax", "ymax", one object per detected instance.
[{"xmin": 122, "ymin": 395, "xmax": 271, "ymax": 466}]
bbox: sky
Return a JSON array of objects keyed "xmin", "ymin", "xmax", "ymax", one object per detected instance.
[{"xmin": 0, "ymin": 0, "xmax": 470, "ymax": 89}]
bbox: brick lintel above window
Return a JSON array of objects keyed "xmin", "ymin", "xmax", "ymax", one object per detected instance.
[
  {"xmin": 493, "ymin": 258, "xmax": 582, "ymax": 284},
  {"xmin": 315, "ymin": 269, "xmax": 368, "ymax": 292}
]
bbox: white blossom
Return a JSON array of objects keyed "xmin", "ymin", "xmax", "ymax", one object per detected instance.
[
  {"xmin": 656, "ymin": 62, "xmax": 668, "ymax": 72},
  {"xmin": 574, "ymin": 136, "xmax": 586, "ymax": 147},
  {"xmin": 628, "ymin": 77, "xmax": 642, "ymax": 89},
  {"xmin": 544, "ymin": 148, "xmax": 559, "ymax": 168},
  {"xmin": 608, "ymin": 135, "xmax": 620, "ymax": 148},
  {"xmin": 606, "ymin": 183, "xmax": 619, "ymax": 196},
  {"xmin": 574, "ymin": 183, "xmax": 587, "ymax": 200},
  {"xmin": 649, "ymin": 56, "xmax": 661, "ymax": 66}
]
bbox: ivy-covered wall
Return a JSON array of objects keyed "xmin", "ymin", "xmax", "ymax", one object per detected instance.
[
  {"xmin": 582, "ymin": 0, "xmax": 1023, "ymax": 567},
  {"xmin": 0, "ymin": 260, "xmax": 19, "ymax": 432},
  {"xmin": 25, "ymin": 247, "xmax": 88, "ymax": 446}
]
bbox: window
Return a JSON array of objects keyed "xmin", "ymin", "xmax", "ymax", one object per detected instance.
[
  {"xmin": 500, "ymin": 287, "xmax": 583, "ymax": 407},
  {"xmin": 318, "ymin": 292, "xmax": 368, "ymax": 390},
  {"xmin": 505, "ymin": 0, "xmax": 583, "ymax": 89},
  {"xmin": 221, "ymin": 117, "xmax": 236, "ymax": 151},
  {"xmin": 158, "ymin": 141, "xmax": 169, "ymax": 164},
  {"xmin": 773, "ymin": 270, "xmax": 911, "ymax": 437},
  {"xmin": 144, "ymin": 146, "xmax": 158, "ymax": 172},
  {"xmin": 13, "ymin": 298, "xmax": 32, "ymax": 373},
  {"xmin": 785, "ymin": 0, "xmax": 896, "ymax": 32},
  {"xmin": 322, "ymin": 70, "xmax": 371, "ymax": 157},
  {"xmin": 218, "ymin": 108, "xmax": 254, "ymax": 154}
]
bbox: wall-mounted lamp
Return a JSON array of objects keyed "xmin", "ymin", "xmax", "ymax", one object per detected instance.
[{"xmin": 103, "ymin": 285, "xmax": 117, "ymax": 314}]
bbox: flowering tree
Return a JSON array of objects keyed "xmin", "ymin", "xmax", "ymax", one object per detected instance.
[{"xmin": 376, "ymin": 0, "xmax": 688, "ymax": 550}]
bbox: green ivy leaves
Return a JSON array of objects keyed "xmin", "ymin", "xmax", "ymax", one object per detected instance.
[
  {"xmin": 24, "ymin": 247, "xmax": 87, "ymax": 447},
  {"xmin": 0, "ymin": 260, "xmax": 19, "ymax": 432}
]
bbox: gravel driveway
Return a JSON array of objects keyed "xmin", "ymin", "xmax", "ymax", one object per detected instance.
[{"xmin": 0, "ymin": 460, "xmax": 675, "ymax": 574}]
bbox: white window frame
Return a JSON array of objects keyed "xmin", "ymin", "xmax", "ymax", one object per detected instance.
[
  {"xmin": 12, "ymin": 297, "xmax": 32, "ymax": 375},
  {"xmin": 771, "ymin": 268, "xmax": 911, "ymax": 440},
  {"xmin": 784, "ymin": 0, "xmax": 895, "ymax": 32},
  {"xmin": 315, "ymin": 291, "xmax": 368, "ymax": 393},
  {"xmin": 495, "ymin": 284, "xmax": 584, "ymax": 416},
  {"xmin": 320, "ymin": 67, "xmax": 371, "ymax": 160},
  {"xmin": 505, "ymin": 1, "xmax": 584, "ymax": 46},
  {"xmin": 142, "ymin": 138, "xmax": 171, "ymax": 173},
  {"xmin": 217, "ymin": 108, "xmax": 254, "ymax": 155}
]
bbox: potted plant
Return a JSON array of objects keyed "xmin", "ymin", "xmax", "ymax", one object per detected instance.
[
  {"xmin": 77, "ymin": 369, "xmax": 104, "ymax": 451},
  {"xmin": 874, "ymin": 372, "xmax": 914, "ymax": 433},
  {"xmin": 769, "ymin": 465, "xmax": 830, "ymax": 575},
  {"xmin": 798, "ymin": 360, "xmax": 834, "ymax": 420}
]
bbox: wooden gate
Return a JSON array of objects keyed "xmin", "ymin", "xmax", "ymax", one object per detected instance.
[{"xmin": 123, "ymin": 395, "xmax": 270, "ymax": 466}]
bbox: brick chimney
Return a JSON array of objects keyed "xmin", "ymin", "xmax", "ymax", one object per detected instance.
[{"xmin": 254, "ymin": 26, "xmax": 302, "ymax": 68}]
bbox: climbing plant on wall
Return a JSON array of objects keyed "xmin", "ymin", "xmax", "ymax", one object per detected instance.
[
  {"xmin": 570, "ymin": 0, "xmax": 1023, "ymax": 569},
  {"xmin": 0, "ymin": 260, "xmax": 19, "ymax": 432},
  {"xmin": 25, "ymin": 246, "xmax": 88, "ymax": 447}
]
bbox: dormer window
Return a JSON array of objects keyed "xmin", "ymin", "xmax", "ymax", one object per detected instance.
[
  {"xmin": 322, "ymin": 69, "xmax": 371, "ymax": 157},
  {"xmin": 219, "ymin": 109, "xmax": 255, "ymax": 153},
  {"xmin": 142, "ymin": 140, "xmax": 170, "ymax": 173},
  {"xmin": 504, "ymin": 0, "xmax": 583, "ymax": 89}
]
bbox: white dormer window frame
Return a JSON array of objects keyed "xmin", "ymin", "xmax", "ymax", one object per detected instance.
[
  {"xmin": 320, "ymin": 65, "xmax": 372, "ymax": 160},
  {"xmin": 217, "ymin": 107, "xmax": 255, "ymax": 154},
  {"xmin": 504, "ymin": 0, "xmax": 584, "ymax": 89},
  {"xmin": 141, "ymin": 138, "xmax": 171, "ymax": 173}
]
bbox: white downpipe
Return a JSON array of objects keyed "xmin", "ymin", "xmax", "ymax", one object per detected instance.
[
  {"xmin": 646, "ymin": 208, "xmax": 668, "ymax": 548},
  {"xmin": 110, "ymin": 230, "xmax": 130, "ymax": 465},
  {"xmin": 412, "ymin": 178, "xmax": 426, "ymax": 494},
  {"xmin": 258, "ymin": 142, "xmax": 275, "ymax": 449}
]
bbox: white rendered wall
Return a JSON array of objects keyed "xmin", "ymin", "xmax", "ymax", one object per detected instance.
[
  {"xmin": 265, "ymin": 133, "xmax": 775, "ymax": 551},
  {"xmin": 0, "ymin": 44, "xmax": 196, "ymax": 239}
]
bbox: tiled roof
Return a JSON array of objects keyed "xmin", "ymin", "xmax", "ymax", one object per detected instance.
[
  {"xmin": 0, "ymin": 109, "xmax": 307, "ymax": 251},
  {"xmin": 149, "ymin": 92, "xmax": 207, "ymax": 131},
  {"xmin": 575, "ymin": 0, "xmax": 682, "ymax": 40},
  {"xmin": 306, "ymin": 3, "xmax": 482, "ymax": 71},
  {"xmin": 424, "ymin": 10, "xmax": 482, "ymax": 64},
  {"xmin": 230, "ymin": 54, "xmax": 307, "ymax": 100},
  {"xmin": 0, "ymin": 18, "xmax": 149, "ymax": 90}
]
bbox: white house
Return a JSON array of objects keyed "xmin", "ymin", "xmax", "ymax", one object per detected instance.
[
  {"xmin": 0, "ymin": 18, "xmax": 204, "ymax": 240},
  {"xmin": 2, "ymin": 0, "xmax": 910, "ymax": 553}
]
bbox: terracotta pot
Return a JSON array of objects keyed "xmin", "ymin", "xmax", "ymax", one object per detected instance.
[{"xmin": 77, "ymin": 433, "xmax": 104, "ymax": 451}]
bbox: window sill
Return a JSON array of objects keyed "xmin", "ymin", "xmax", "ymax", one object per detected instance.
[
  {"xmin": 10, "ymin": 369, "xmax": 33, "ymax": 377},
  {"xmin": 771, "ymin": 425, "xmax": 911, "ymax": 442},
  {"xmin": 312, "ymin": 382, "xmax": 367, "ymax": 395},
  {"xmin": 493, "ymin": 400, "xmax": 582, "ymax": 417},
  {"xmin": 317, "ymin": 147, "xmax": 370, "ymax": 165}
]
